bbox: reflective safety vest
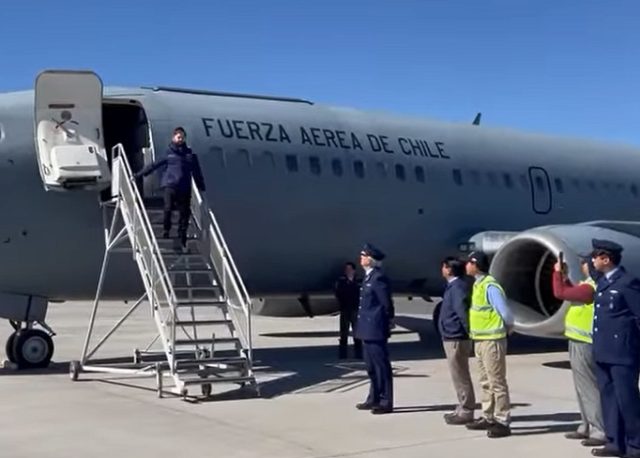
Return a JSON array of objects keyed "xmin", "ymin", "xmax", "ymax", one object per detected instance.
[
  {"xmin": 564, "ymin": 278, "xmax": 596, "ymax": 344},
  {"xmin": 470, "ymin": 275, "xmax": 507, "ymax": 340}
]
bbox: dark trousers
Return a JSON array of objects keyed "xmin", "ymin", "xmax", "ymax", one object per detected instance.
[
  {"xmin": 339, "ymin": 308, "xmax": 362, "ymax": 358},
  {"xmin": 163, "ymin": 187, "xmax": 191, "ymax": 244},
  {"xmin": 363, "ymin": 340, "xmax": 393, "ymax": 409},
  {"xmin": 595, "ymin": 361, "xmax": 640, "ymax": 455}
]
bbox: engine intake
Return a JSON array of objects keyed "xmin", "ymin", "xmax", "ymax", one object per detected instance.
[{"xmin": 489, "ymin": 222, "xmax": 640, "ymax": 337}]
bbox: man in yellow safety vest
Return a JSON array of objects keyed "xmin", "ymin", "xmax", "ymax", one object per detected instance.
[
  {"xmin": 552, "ymin": 255, "xmax": 606, "ymax": 448},
  {"xmin": 464, "ymin": 251, "xmax": 513, "ymax": 439}
]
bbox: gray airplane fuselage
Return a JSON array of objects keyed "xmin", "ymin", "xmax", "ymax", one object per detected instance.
[{"xmin": 0, "ymin": 87, "xmax": 639, "ymax": 305}]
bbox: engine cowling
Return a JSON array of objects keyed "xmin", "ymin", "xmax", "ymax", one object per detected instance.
[{"xmin": 489, "ymin": 221, "xmax": 640, "ymax": 337}]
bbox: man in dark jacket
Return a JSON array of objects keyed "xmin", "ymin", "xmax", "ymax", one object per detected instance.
[
  {"xmin": 136, "ymin": 127, "xmax": 206, "ymax": 249},
  {"xmin": 439, "ymin": 256, "xmax": 476, "ymax": 425},
  {"xmin": 334, "ymin": 262, "xmax": 362, "ymax": 359},
  {"xmin": 354, "ymin": 243, "xmax": 394, "ymax": 415}
]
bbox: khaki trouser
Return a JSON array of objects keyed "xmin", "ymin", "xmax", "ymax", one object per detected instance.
[
  {"xmin": 443, "ymin": 340, "xmax": 476, "ymax": 419},
  {"xmin": 474, "ymin": 338, "xmax": 511, "ymax": 426}
]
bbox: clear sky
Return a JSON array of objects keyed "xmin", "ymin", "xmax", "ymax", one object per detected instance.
[{"xmin": 1, "ymin": 1, "xmax": 638, "ymax": 146}]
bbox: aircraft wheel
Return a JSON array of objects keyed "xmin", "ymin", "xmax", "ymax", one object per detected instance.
[
  {"xmin": 13, "ymin": 329, "xmax": 54, "ymax": 369},
  {"xmin": 5, "ymin": 332, "xmax": 17, "ymax": 363}
]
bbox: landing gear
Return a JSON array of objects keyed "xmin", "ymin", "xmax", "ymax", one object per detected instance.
[
  {"xmin": 11, "ymin": 329, "xmax": 54, "ymax": 369},
  {"xmin": 0, "ymin": 295, "xmax": 55, "ymax": 369}
]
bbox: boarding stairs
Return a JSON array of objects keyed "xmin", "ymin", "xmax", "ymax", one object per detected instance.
[{"xmin": 71, "ymin": 144, "xmax": 256, "ymax": 399}]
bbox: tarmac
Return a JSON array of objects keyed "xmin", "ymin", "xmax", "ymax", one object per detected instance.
[{"xmin": 0, "ymin": 298, "xmax": 598, "ymax": 458}]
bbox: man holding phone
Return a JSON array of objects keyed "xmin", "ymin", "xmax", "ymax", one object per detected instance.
[{"xmin": 552, "ymin": 252, "xmax": 606, "ymax": 448}]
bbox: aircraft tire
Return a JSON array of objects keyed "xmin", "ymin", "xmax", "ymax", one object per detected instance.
[
  {"xmin": 5, "ymin": 332, "xmax": 17, "ymax": 363},
  {"xmin": 12, "ymin": 329, "xmax": 54, "ymax": 369}
]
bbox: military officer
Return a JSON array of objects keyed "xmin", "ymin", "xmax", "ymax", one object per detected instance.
[
  {"xmin": 589, "ymin": 239, "xmax": 640, "ymax": 458},
  {"xmin": 354, "ymin": 243, "xmax": 394, "ymax": 415}
]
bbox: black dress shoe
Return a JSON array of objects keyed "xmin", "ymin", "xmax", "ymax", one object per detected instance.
[
  {"xmin": 565, "ymin": 431, "xmax": 589, "ymax": 440},
  {"xmin": 465, "ymin": 418, "xmax": 494, "ymax": 430},
  {"xmin": 582, "ymin": 438, "xmax": 607, "ymax": 447},
  {"xmin": 356, "ymin": 402, "xmax": 375, "ymax": 410},
  {"xmin": 487, "ymin": 423, "xmax": 511, "ymax": 438},
  {"xmin": 591, "ymin": 447, "xmax": 622, "ymax": 457},
  {"xmin": 371, "ymin": 405, "xmax": 393, "ymax": 415}
]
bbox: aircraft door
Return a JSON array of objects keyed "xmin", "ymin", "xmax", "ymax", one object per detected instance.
[
  {"xmin": 34, "ymin": 70, "xmax": 110, "ymax": 191},
  {"xmin": 528, "ymin": 166, "xmax": 552, "ymax": 214}
]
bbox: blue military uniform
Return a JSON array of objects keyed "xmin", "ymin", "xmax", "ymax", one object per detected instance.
[
  {"xmin": 354, "ymin": 244, "xmax": 394, "ymax": 414},
  {"xmin": 590, "ymin": 239, "xmax": 640, "ymax": 458}
]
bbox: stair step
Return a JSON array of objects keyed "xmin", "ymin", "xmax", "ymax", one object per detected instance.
[
  {"xmin": 162, "ymin": 254, "xmax": 207, "ymax": 261},
  {"xmin": 173, "ymin": 286, "xmax": 219, "ymax": 291},
  {"xmin": 176, "ymin": 299, "xmax": 226, "ymax": 307},
  {"xmin": 174, "ymin": 337, "xmax": 239, "ymax": 346},
  {"xmin": 168, "ymin": 268, "xmax": 213, "ymax": 274},
  {"xmin": 174, "ymin": 356, "xmax": 247, "ymax": 367},
  {"xmin": 181, "ymin": 375, "xmax": 255, "ymax": 386},
  {"xmin": 174, "ymin": 319, "xmax": 232, "ymax": 326}
]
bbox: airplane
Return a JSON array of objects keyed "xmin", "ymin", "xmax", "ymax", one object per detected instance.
[{"xmin": 1, "ymin": 69, "xmax": 640, "ymax": 370}]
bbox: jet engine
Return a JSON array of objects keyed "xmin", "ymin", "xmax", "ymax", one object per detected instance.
[{"xmin": 488, "ymin": 221, "xmax": 640, "ymax": 337}]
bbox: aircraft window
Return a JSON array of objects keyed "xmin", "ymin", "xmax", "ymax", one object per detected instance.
[
  {"xmin": 502, "ymin": 173, "xmax": 513, "ymax": 188},
  {"xmin": 395, "ymin": 164, "xmax": 406, "ymax": 181},
  {"xmin": 261, "ymin": 151, "xmax": 275, "ymax": 168},
  {"xmin": 331, "ymin": 158, "xmax": 343, "ymax": 177},
  {"xmin": 353, "ymin": 160, "xmax": 365, "ymax": 178},
  {"xmin": 602, "ymin": 182, "xmax": 611, "ymax": 191},
  {"xmin": 471, "ymin": 170, "xmax": 481, "ymax": 185},
  {"xmin": 631, "ymin": 184, "xmax": 638, "ymax": 197},
  {"xmin": 487, "ymin": 171, "xmax": 497, "ymax": 187},
  {"xmin": 587, "ymin": 180, "xmax": 596, "ymax": 191},
  {"xmin": 453, "ymin": 169, "xmax": 463, "ymax": 186},
  {"xmin": 554, "ymin": 178, "xmax": 564, "ymax": 193},
  {"xmin": 415, "ymin": 166, "xmax": 425, "ymax": 183},
  {"xmin": 571, "ymin": 178, "xmax": 581, "ymax": 190},
  {"xmin": 376, "ymin": 162, "xmax": 388, "ymax": 178},
  {"xmin": 285, "ymin": 154, "xmax": 298, "ymax": 172},
  {"xmin": 535, "ymin": 176, "xmax": 545, "ymax": 190},
  {"xmin": 616, "ymin": 183, "xmax": 624, "ymax": 192},
  {"xmin": 309, "ymin": 156, "xmax": 321, "ymax": 175}
]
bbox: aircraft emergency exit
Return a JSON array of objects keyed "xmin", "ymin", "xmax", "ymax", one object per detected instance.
[{"xmin": 1, "ymin": 69, "xmax": 640, "ymax": 373}]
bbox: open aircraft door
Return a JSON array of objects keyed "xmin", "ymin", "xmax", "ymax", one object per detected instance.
[{"xmin": 34, "ymin": 70, "xmax": 110, "ymax": 191}]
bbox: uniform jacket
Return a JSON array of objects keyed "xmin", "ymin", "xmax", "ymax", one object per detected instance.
[
  {"xmin": 137, "ymin": 143, "xmax": 206, "ymax": 193},
  {"xmin": 334, "ymin": 275, "xmax": 361, "ymax": 312},
  {"xmin": 592, "ymin": 266, "xmax": 640, "ymax": 365},
  {"xmin": 438, "ymin": 277, "xmax": 471, "ymax": 341},
  {"xmin": 355, "ymin": 267, "xmax": 394, "ymax": 341}
]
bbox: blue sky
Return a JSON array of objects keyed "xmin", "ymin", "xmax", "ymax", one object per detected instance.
[{"xmin": 1, "ymin": 1, "xmax": 638, "ymax": 145}]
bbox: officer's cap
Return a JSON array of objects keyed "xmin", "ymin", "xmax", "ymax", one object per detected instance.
[
  {"xmin": 591, "ymin": 239, "xmax": 623, "ymax": 256},
  {"xmin": 467, "ymin": 251, "xmax": 490, "ymax": 271},
  {"xmin": 361, "ymin": 243, "xmax": 385, "ymax": 261}
]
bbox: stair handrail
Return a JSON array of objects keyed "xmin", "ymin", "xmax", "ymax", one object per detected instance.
[
  {"xmin": 190, "ymin": 183, "xmax": 253, "ymax": 362},
  {"xmin": 111, "ymin": 144, "xmax": 178, "ymax": 361}
]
